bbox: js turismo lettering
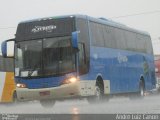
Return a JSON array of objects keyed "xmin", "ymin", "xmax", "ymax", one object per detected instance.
[{"xmin": 31, "ymin": 25, "xmax": 56, "ymax": 33}]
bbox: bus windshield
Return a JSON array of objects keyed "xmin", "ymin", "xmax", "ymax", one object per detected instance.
[{"xmin": 15, "ymin": 36, "xmax": 76, "ymax": 78}]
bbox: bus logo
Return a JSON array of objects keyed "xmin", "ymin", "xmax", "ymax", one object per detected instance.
[
  {"xmin": 31, "ymin": 25, "xmax": 57, "ymax": 33},
  {"xmin": 118, "ymin": 53, "xmax": 128, "ymax": 63}
]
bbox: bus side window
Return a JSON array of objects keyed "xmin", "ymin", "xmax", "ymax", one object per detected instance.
[{"xmin": 78, "ymin": 43, "xmax": 86, "ymax": 73}]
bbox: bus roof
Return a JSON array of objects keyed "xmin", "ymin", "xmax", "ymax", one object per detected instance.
[{"xmin": 19, "ymin": 14, "xmax": 150, "ymax": 37}]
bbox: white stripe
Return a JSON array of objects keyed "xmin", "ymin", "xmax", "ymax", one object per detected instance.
[{"xmin": 0, "ymin": 72, "xmax": 6, "ymax": 101}]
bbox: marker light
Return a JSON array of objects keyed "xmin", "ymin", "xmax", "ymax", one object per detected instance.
[
  {"xmin": 16, "ymin": 83, "xmax": 26, "ymax": 88},
  {"xmin": 61, "ymin": 77, "xmax": 79, "ymax": 85}
]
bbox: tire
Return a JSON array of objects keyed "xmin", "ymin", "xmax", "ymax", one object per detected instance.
[
  {"xmin": 129, "ymin": 80, "xmax": 145, "ymax": 100},
  {"xmin": 40, "ymin": 99, "xmax": 55, "ymax": 108},
  {"xmin": 87, "ymin": 82, "xmax": 105, "ymax": 104},
  {"xmin": 139, "ymin": 81, "xmax": 145, "ymax": 98}
]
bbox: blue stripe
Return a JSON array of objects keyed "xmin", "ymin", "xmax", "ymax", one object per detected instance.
[{"xmin": 15, "ymin": 72, "xmax": 77, "ymax": 89}]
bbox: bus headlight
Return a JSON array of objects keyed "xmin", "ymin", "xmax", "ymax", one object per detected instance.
[
  {"xmin": 69, "ymin": 77, "xmax": 77, "ymax": 83},
  {"xmin": 16, "ymin": 83, "xmax": 26, "ymax": 88},
  {"xmin": 61, "ymin": 77, "xmax": 79, "ymax": 85}
]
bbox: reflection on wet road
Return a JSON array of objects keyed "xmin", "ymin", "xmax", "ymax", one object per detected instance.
[
  {"xmin": 71, "ymin": 107, "xmax": 80, "ymax": 114},
  {"xmin": 1, "ymin": 94, "xmax": 160, "ymax": 114}
]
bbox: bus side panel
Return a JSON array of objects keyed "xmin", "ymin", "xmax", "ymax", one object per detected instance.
[
  {"xmin": 84, "ymin": 46, "xmax": 155, "ymax": 94},
  {"xmin": 1, "ymin": 72, "xmax": 15, "ymax": 102},
  {"xmin": 0, "ymin": 72, "xmax": 6, "ymax": 102}
]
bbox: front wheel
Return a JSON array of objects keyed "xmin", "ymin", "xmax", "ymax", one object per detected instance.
[
  {"xmin": 40, "ymin": 99, "xmax": 56, "ymax": 108},
  {"xmin": 87, "ymin": 85, "xmax": 105, "ymax": 104}
]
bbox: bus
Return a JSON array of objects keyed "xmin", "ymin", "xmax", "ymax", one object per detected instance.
[
  {"xmin": 1, "ymin": 15, "xmax": 156, "ymax": 107},
  {"xmin": 0, "ymin": 55, "xmax": 15, "ymax": 103}
]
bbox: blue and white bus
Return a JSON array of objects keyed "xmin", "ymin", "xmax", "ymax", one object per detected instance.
[{"xmin": 1, "ymin": 15, "xmax": 156, "ymax": 107}]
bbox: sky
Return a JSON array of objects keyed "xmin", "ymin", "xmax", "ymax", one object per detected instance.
[{"xmin": 0, "ymin": 0, "xmax": 160, "ymax": 54}]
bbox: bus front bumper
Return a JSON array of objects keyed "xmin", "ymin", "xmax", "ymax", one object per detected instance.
[{"xmin": 16, "ymin": 81, "xmax": 95, "ymax": 101}]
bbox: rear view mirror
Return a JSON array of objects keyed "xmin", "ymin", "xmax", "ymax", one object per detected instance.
[
  {"xmin": 72, "ymin": 31, "xmax": 80, "ymax": 49},
  {"xmin": 1, "ymin": 39, "xmax": 15, "ymax": 58},
  {"xmin": 1, "ymin": 40, "xmax": 7, "ymax": 57}
]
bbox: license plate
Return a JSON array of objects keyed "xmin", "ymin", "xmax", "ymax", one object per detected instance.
[{"xmin": 39, "ymin": 91, "xmax": 50, "ymax": 96}]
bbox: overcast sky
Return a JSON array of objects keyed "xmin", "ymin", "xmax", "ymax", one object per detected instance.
[{"xmin": 0, "ymin": 0, "xmax": 160, "ymax": 54}]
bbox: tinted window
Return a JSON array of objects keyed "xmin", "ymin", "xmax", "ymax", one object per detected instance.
[
  {"xmin": 96, "ymin": 24, "xmax": 105, "ymax": 47},
  {"xmin": 115, "ymin": 28, "xmax": 126, "ymax": 49},
  {"xmin": 90, "ymin": 22, "xmax": 96, "ymax": 45},
  {"xmin": 144, "ymin": 36, "xmax": 153, "ymax": 54},
  {"xmin": 136, "ymin": 34, "xmax": 147, "ymax": 53},
  {"xmin": 78, "ymin": 43, "xmax": 87, "ymax": 74},
  {"xmin": 76, "ymin": 18, "xmax": 90, "ymax": 73},
  {"xmin": 125, "ymin": 31, "xmax": 137, "ymax": 51},
  {"xmin": 76, "ymin": 18, "xmax": 90, "ymax": 47},
  {"xmin": 103, "ymin": 25, "xmax": 117, "ymax": 48},
  {"xmin": 90, "ymin": 22, "xmax": 105, "ymax": 47},
  {"xmin": 43, "ymin": 37, "xmax": 75, "ymax": 76},
  {"xmin": 89, "ymin": 21, "xmax": 153, "ymax": 54}
]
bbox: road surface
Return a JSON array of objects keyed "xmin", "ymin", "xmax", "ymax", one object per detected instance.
[{"xmin": 1, "ymin": 94, "xmax": 160, "ymax": 114}]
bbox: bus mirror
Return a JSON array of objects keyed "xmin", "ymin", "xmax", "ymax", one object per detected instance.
[
  {"xmin": 72, "ymin": 31, "xmax": 79, "ymax": 49},
  {"xmin": 1, "ymin": 40, "xmax": 7, "ymax": 57},
  {"xmin": 1, "ymin": 39, "xmax": 15, "ymax": 58}
]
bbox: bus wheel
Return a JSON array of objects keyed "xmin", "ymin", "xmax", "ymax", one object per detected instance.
[
  {"xmin": 129, "ymin": 80, "xmax": 145, "ymax": 100},
  {"xmin": 139, "ymin": 80, "xmax": 145, "ymax": 98},
  {"xmin": 40, "ymin": 99, "xmax": 55, "ymax": 108},
  {"xmin": 95, "ymin": 85, "xmax": 104, "ymax": 101},
  {"xmin": 87, "ymin": 80, "xmax": 104, "ymax": 104}
]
